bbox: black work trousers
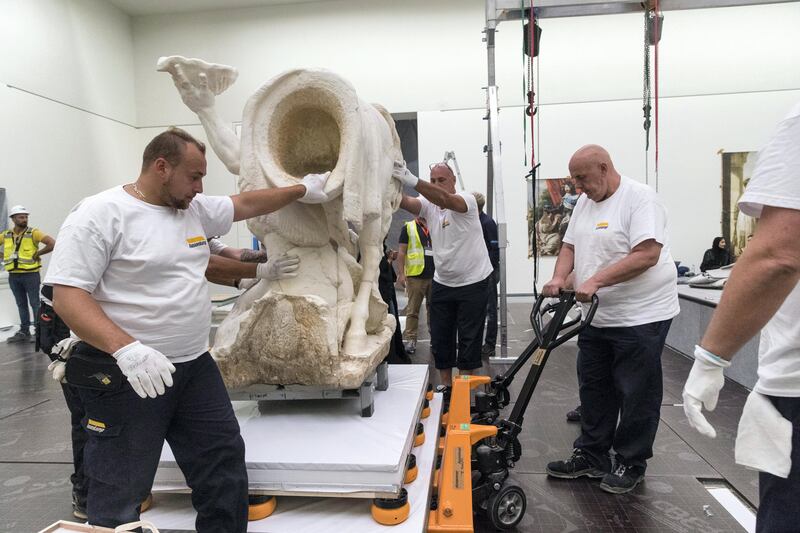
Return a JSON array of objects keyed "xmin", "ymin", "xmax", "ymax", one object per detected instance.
[
  {"xmin": 757, "ymin": 395, "xmax": 800, "ymax": 533},
  {"xmin": 430, "ymin": 276, "xmax": 490, "ymax": 371},
  {"xmin": 77, "ymin": 352, "xmax": 248, "ymax": 532},
  {"xmin": 574, "ymin": 320, "xmax": 672, "ymax": 470},
  {"xmin": 62, "ymin": 382, "xmax": 89, "ymax": 505}
]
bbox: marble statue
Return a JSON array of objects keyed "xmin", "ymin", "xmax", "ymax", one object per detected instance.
[{"xmin": 158, "ymin": 56, "xmax": 403, "ymax": 389}]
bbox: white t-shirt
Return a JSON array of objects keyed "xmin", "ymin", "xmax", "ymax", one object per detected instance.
[
  {"xmin": 563, "ymin": 176, "xmax": 679, "ymax": 327},
  {"xmin": 45, "ymin": 186, "xmax": 234, "ymax": 362},
  {"xmin": 418, "ymin": 192, "xmax": 493, "ymax": 287},
  {"xmin": 739, "ymin": 102, "xmax": 800, "ymax": 397}
]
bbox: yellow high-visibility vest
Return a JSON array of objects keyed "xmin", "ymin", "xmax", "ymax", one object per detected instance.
[
  {"xmin": 3, "ymin": 228, "xmax": 40, "ymax": 273},
  {"xmin": 404, "ymin": 221, "xmax": 425, "ymax": 277}
]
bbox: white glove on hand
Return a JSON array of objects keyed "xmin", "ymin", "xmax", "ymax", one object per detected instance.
[
  {"xmin": 112, "ymin": 341, "xmax": 176, "ymax": 399},
  {"xmin": 682, "ymin": 345, "xmax": 731, "ymax": 438},
  {"xmin": 299, "ymin": 172, "xmax": 330, "ymax": 204},
  {"xmin": 392, "ymin": 160, "xmax": 419, "ymax": 188},
  {"xmin": 256, "ymin": 253, "xmax": 300, "ymax": 280},
  {"xmin": 48, "ymin": 360, "xmax": 66, "ymax": 383}
]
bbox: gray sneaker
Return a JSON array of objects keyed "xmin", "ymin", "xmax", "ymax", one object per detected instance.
[
  {"xmin": 403, "ymin": 340, "xmax": 416, "ymax": 354},
  {"xmin": 6, "ymin": 329, "xmax": 31, "ymax": 343}
]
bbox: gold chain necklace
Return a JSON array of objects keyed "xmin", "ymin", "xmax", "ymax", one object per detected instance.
[{"xmin": 132, "ymin": 182, "xmax": 147, "ymax": 200}]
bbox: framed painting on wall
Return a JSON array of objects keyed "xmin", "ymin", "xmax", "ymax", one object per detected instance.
[
  {"xmin": 721, "ymin": 151, "xmax": 758, "ymax": 258},
  {"xmin": 527, "ymin": 176, "xmax": 582, "ymax": 257}
]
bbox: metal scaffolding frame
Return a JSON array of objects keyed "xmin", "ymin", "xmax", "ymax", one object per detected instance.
[{"xmin": 484, "ymin": 0, "xmax": 797, "ymax": 362}]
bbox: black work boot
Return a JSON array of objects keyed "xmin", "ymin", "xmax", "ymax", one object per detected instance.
[
  {"xmin": 600, "ymin": 463, "xmax": 645, "ymax": 494},
  {"xmin": 72, "ymin": 490, "xmax": 88, "ymax": 520},
  {"xmin": 546, "ymin": 448, "xmax": 609, "ymax": 479},
  {"xmin": 566, "ymin": 404, "xmax": 582, "ymax": 422}
]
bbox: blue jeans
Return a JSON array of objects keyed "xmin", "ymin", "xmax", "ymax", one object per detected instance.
[
  {"xmin": 76, "ymin": 351, "xmax": 248, "ymax": 531},
  {"xmin": 757, "ymin": 396, "xmax": 800, "ymax": 533},
  {"xmin": 9, "ymin": 271, "xmax": 40, "ymax": 330},
  {"xmin": 574, "ymin": 320, "xmax": 672, "ymax": 470}
]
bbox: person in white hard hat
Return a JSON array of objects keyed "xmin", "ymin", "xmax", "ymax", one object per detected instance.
[{"xmin": 1, "ymin": 205, "xmax": 56, "ymax": 342}]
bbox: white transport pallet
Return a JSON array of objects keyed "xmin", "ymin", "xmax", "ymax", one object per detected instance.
[
  {"xmin": 153, "ymin": 364, "xmax": 431, "ymax": 498},
  {"xmin": 143, "ymin": 391, "xmax": 442, "ymax": 532}
]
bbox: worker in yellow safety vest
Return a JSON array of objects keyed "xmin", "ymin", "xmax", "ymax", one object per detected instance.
[
  {"xmin": 1, "ymin": 205, "xmax": 56, "ymax": 342},
  {"xmin": 396, "ymin": 217, "xmax": 434, "ymax": 354}
]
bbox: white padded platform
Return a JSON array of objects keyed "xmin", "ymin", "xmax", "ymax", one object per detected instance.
[
  {"xmin": 143, "ymin": 392, "xmax": 442, "ymax": 532},
  {"xmin": 153, "ymin": 365, "xmax": 430, "ymax": 498}
]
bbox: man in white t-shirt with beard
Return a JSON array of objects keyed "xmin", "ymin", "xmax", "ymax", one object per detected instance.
[
  {"xmin": 682, "ymin": 103, "xmax": 800, "ymax": 532},
  {"xmin": 543, "ymin": 144, "xmax": 679, "ymax": 494},
  {"xmin": 45, "ymin": 128, "xmax": 329, "ymax": 531}
]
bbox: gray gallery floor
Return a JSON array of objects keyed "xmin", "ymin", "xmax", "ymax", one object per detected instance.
[{"xmin": 1, "ymin": 296, "xmax": 757, "ymax": 532}]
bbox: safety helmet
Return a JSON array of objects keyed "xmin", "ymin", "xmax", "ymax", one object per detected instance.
[{"xmin": 9, "ymin": 205, "xmax": 30, "ymax": 217}]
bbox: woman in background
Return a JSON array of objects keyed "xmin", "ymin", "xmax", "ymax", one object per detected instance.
[{"xmin": 700, "ymin": 237, "xmax": 733, "ymax": 272}]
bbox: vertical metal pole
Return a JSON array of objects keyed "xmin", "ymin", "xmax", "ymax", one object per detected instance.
[
  {"xmin": 487, "ymin": 86, "xmax": 511, "ymax": 362},
  {"xmin": 485, "ymin": 1, "xmax": 512, "ymax": 362},
  {"xmin": 485, "ymin": 0, "xmax": 497, "ymax": 218}
]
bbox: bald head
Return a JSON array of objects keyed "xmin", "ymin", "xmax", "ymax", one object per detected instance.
[
  {"xmin": 429, "ymin": 162, "xmax": 457, "ymax": 194},
  {"xmin": 568, "ymin": 144, "xmax": 621, "ymax": 202}
]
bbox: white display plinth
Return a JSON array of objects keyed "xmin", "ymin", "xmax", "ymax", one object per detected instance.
[
  {"xmin": 153, "ymin": 365, "xmax": 430, "ymax": 498},
  {"xmin": 143, "ymin": 391, "xmax": 442, "ymax": 532}
]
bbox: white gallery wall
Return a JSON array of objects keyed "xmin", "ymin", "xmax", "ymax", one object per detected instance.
[
  {"xmin": 130, "ymin": 0, "xmax": 800, "ymax": 293},
  {"xmin": 0, "ymin": 0, "xmax": 139, "ymax": 327}
]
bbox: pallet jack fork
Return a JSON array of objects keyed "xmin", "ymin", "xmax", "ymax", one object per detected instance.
[{"xmin": 429, "ymin": 291, "xmax": 598, "ymax": 531}]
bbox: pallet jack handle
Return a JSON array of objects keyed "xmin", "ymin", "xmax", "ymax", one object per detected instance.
[{"xmin": 530, "ymin": 291, "xmax": 599, "ymax": 351}]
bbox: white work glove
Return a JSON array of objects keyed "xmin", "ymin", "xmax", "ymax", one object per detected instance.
[
  {"xmin": 256, "ymin": 253, "xmax": 300, "ymax": 280},
  {"xmin": 112, "ymin": 341, "xmax": 176, "ymax": 399},
  {"xmin": 237, "ymin": 278, "xmax": 259, "ymax": 291},
  {"xmin": 392, "ymin": 160, "xmax": 419, "ymax": 188},
  {"xmin": 48, "ymin": 360, "xmax": 66, "ymax": 383},
  {"xmin": 298, "ymin": 172, "xmax": 330, "ymax": 204},
  {"xmin": 682, "ymin": 345, "xmax": 731, "ymax": 438}
]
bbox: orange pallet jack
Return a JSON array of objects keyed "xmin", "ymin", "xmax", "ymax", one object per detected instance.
[{"xmin": 429, "ymin": 291, "xmax": 598, "ymax": 531}]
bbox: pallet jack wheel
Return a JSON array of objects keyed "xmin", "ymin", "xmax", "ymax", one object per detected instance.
[
  {"xmin": 404, "ymin": 453, "xmax": 418, "ymax": 484},
  {"xmin": 140, "ymin": 493, "xmax": 153, "ymax": 513},
  {"xmin": 248, "ymin": 494, "xmax": 277, "ymax": 521},
  {"xmin": 413, "ymin": 422, "xmax": 425, "ymax": 447},
  {"xmin": 421, "ymin": 398, "xmax": 431, "ymax": 419},
  {"xmin": 371, "ymin": 488, "xmax": 409, "ymax": 525},
  {"xmin": 486, "ymin": 485, "xmax": 526, "ymax": 530},
  {"xmin": 426, "ymin": 383, "xmax": 433, "ymax": 401}
]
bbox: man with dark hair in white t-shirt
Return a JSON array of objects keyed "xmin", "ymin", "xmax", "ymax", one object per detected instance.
[
  {"xmin": 392, "ymin": 162, "xmax": 494, "ymax": 389},
  {"xmin": 45, "ymin": 127, "xmax": 329, "ymax": 531},
  {"xmin": 682, "ymin": 103, "xmax": 800, "ymax": 532},
  {"xmin": 542, "ymin": 144, "xmax": 679, "ymax": 494}
]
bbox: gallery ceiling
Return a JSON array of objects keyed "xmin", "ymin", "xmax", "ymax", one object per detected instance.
[{"xmin": 106, "ymin": 0, "xmax": 337, "ymax": 16}]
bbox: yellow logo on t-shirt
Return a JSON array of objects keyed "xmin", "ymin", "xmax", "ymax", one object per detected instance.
[
  {"xmin": 595, "ymin": 222, "xmax": 609, "ymax": 230},
  {"xmin": 186, "ymin": 236, "xmax": 208, "ymax": 249}
]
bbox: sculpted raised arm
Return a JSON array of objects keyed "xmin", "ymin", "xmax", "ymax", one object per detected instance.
[{"xmin": 157, "ymin": 56, "xmax": 241, "ymax": 175}]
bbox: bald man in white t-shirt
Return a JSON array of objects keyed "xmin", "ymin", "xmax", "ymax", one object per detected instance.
[
  {"xmin": 682, "ymin": 102, "xmax": 800, "ymax": 532},
  {"xmin": 393, "ymin": 161, "xmax": 493, "ymax": 389},
  {"xmin": 543, "ymin": 145, "xmax": 678, "ymax": 494}
]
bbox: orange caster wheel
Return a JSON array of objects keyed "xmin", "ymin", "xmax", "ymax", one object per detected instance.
[
  {"xmin": 426, "ymin": 383, "xmax": 433, "ymax": 401},
  {"xmin": 404, "ymin": 454, "xmax": 418, "ymax": 484},
  {"xmin": 413, "ymin": 422, "xmax": 425, "ymax": 447},
  {"xmin": 371, "ymin": 488, "xmax": 410, "ymax": 525},
  {"xmin": 248, "ymin": 494, "xmax": 276, "ymax": 521},
  {"xmin": 420, "ymin": 398, "xmax": 431, "ymax": 419}
]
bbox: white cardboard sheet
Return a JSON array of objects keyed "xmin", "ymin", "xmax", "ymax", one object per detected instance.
[
  {"xmin": 143, "ymin": 393, "xmax": 442, "ymax": 532},
  {"xmin": 154, "ymin": 365, "xmax": 430, "ymax": 497}
]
